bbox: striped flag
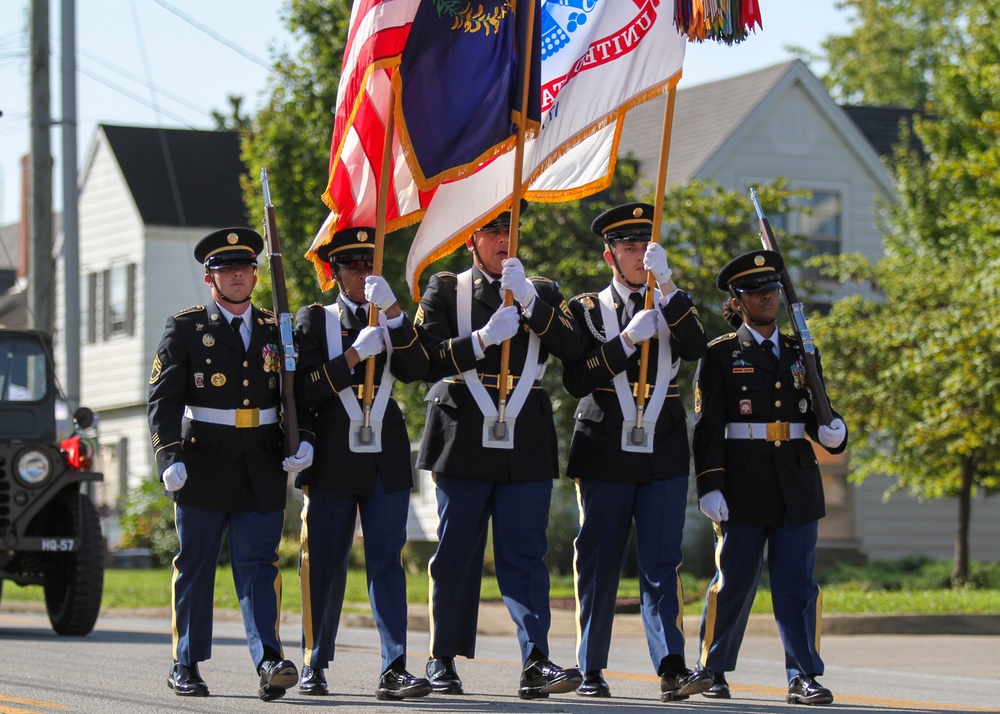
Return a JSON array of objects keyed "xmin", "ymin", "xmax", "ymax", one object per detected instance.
[
  {"xmin": 405, "ymin": 0, "xmax": 687, "ymax": 296},
  {"xmin": 308, "ymin": 0, "xmax": 540, "ymax": 290}
]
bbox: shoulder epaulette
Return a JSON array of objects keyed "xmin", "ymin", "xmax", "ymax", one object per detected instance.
[
  {"xmin": 572, "ymin": 291, "xmax": 599, "ymax": 304},
  {"xmin": 434, "ymin": 271, "xmax": 457, "ymax": 279},
  {"xmin": 173, "ymin": 305, "xmax": 205, "ymax": 318},
  {"xmin": 708, "ymin": 332, "xmax": 738, "ymax": 347},
  {"xmin": 259, "ymin": 307, "xmax": 275, "ymax": 316},
  {"xmin": 309, "ymin": 302, "xmax": 324, "ymax": 308},
  {"xmin": 529, "ymin": 276, "xmax": 556, "ymax": 287}
]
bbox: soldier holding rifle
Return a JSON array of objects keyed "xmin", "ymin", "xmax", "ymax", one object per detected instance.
[
  {"xmin": 148, "ymin": 228, "xmax": 312, "ymax": 701},
  {"xmin": 291, "ymin": 226, "xmax": 432, "ymax": 701},
  {"xmin": 413, "ymin": 204, "xmax": 585, "ymax": 699},
  {"xmin": 693, "ymin": 247, "xmax": 848, "ymax": 706}
]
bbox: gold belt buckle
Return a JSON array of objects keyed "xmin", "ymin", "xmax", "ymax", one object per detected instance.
[
  {"xmin": 506, "ymin": 374, "xmax": 516, "ymax": 391},
  {"xmin": 767, "ymin": 422, "xmax": 790, "ymax": 442},
  {"xmin": 235, "ymin": 408, "xmax": 260, "ymax": 428},
  {"xmin": 629, "ymin": 383, "xmax": 653, "ymax": 399}
]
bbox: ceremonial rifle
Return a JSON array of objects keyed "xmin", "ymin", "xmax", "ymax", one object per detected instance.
[
  {"xmin": 260, "ymin": 168, "xmax": 300, "ymax": 456},
  {"xmin": 749, "ymin": 187, "xmax": 833, "ymax": 426}
]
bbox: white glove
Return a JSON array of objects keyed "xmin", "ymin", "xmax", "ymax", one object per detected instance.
[
  {"xmin": 282, "ymin": 441, "xmax": 314, "ymax": 473},
  {"xmin": 476, "ymin": 305, "xmax": 520, "ymax": 348},
  {"xmin": 699, "ymin": 490, "xmax": 729, "ymax": 522},
  {"xmin": 818, "ymin": 417, "xmax": 847, "ymax": 449},
  {"xmin": 623, "ymin": 308, "xmax": 658, "ymax": 346},
  {"xmin": 352, "ymin": 325, "xmax": 384, "ymax": 361},
  {"xmin": 162, "ymin": 462, "xmax": 188, "ymax": 492},
  {"xmin": 500, "ymin": 258, "xmax": 537, "ymax": 307},
  {"xmin": 364, "ymin": 275, "xmax": 397, "ymax": 312},
  {"xmin": 643, "ymin": 242, "xmax": 672, "ymax": 285}
]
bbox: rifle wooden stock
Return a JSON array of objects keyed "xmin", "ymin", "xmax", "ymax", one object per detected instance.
[
  {"xmin": 260, "ymin": 168, "xmax": 300, "ymax": 457},
  {"xmin": 749, "ymin": 188, "xmax": 833, "ymax": 426}
]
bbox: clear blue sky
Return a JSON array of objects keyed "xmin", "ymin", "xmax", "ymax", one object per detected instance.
[{"xmin": 0, "ymin": 0, "xmax": 854, "ymax": 226}]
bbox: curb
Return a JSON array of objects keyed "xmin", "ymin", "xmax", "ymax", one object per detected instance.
[{"xmin": 5, "ymin": 601, "xmax": 999, "ymax": 637}]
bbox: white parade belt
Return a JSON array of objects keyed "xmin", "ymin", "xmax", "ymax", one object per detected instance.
[
  {"xmin": 184, "ymin": 406, "xmax": 278, "ymax": 428},
  {"xmin": 725, "ymin": 422, "xmax": 806, "ymax": 442}
]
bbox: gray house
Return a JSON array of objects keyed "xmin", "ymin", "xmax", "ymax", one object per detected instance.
[{"xmin": 617, "ymin": 59, "xmax": 998, "ymax": 563}]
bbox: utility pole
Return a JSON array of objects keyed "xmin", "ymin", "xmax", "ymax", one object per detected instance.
[
  {"xmin": 30, "ymin": 0, "xmax": 54, "ymax": 334},
  {"xmin": 62, "ymin": 0, "xmax": 80, "ymax": 412}
]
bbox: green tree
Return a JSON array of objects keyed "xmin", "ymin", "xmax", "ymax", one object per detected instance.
[
  {"xmin": 813, "ymin": 0, "xmax": 1000, "ymax": 586},
  {"xmin": 793, "ymin": 0, "xmax": 966, "ymax": 106}
]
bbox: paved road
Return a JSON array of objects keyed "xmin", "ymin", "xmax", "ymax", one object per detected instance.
[{"xmin": 1, "ymin": 604, "xmax": 998, "ymax": 713}]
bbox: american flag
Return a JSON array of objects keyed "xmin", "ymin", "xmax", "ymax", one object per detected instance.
[
  {"xmin": 309, "ymin": 0, "xmax": 539, "ymax": 291},
  {"xmin": 308, "ymin": 0, "xmax": 427, "ymax": 290}
]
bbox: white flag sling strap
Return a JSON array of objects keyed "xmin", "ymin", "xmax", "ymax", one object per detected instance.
[
  {"xmin": 597, "ymin": 285, "xmax": 674, "ymax": 453},
  {"xmin": 323, "ymin": 304, "xmax": 395, "ymax": 453},
  {"xmin": 456, "ymin": 269, "xmax": 540, "ymax": 449}
]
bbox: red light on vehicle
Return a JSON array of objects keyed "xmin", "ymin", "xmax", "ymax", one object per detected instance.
[{"xmin": 60, "ymin": 435, "xmax": 93, "ymax": 471}]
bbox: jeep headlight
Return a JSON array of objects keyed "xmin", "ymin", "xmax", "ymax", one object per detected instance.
[{"xmin": 16, "ymin": 449, "xmax": 52, "ymax": 486}]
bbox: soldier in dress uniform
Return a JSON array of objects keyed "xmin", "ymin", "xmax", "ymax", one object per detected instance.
[
  {"xmin": 563, "ymin": 203, "xmax": 710, "ymax": 702},
  {"xmin": 693, "ymin": 249, "xmax": 848, "ymax": 706},
  {"xmin": 413, "ymin": 203, "xmax": 585, "ymax": 699},
  {"xmin": 148, "ymin": 227, "xmax": 313, "ymax": 701},
  {"xmin": 292, "ymin": 226, "xmax": 432, "ymax": 701}
]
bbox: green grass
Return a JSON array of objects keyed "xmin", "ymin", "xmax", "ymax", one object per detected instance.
[{"xmin": 3, "ymin": 567, "xmax": 998, "ymax": 616}]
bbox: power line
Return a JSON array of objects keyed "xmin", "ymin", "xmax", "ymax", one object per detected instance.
[
  {"xmin": 148, "ymin": 0, "xmax": 271, "ymax": 70},
  {"xmin": 76, "ymin": 63, "xmax": 199, "ymax": 128}
]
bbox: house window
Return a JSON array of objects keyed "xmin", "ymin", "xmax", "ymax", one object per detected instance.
[
  {"xmin": 800, "ymin": 190, "xmax": 842, "ymax": 278},
  {"xmin": 90, "ymin": 264, "xmax": 136, "ymax": 341}
]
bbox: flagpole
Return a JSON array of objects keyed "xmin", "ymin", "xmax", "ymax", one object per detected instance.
[
  {"xmin": 359, "ymin": 80, "xmax": 396, "ymax": 446},
  {"xmin": 632, "ymin": 82, "xmax": 677, "ymax": 445},
  {"xmin": 495, "ymin": 0, "xmax": 537, "ymax": 439}
]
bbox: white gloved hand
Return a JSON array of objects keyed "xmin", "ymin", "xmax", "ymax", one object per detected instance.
[
  {"xmin": 623, "ymin": 308, "xmax": 658, "ymax": 346},
  {"xmin": 699, "ymin": 490, "xmax": 729, "ymax": 522},
  {"xmin": 364, "ymin": 275, "xmax": 397, "ymax": 312},
  {"xmin": 643, "ymin": 242, "xmax": 672, "ymax": 285},
  {"xmin": 162, "ymin": 462, "xmax": 188, "ymax": 492},
  {"xmin": 282, "ymin": 441, "xmax": 314, "ymax": 473},
  {"xmin": 818, "ymin": 417, "xmax": 847, "ymax": 449},
  {"xmin": 352, "ymin": 325, "xmax": 385, "ymax": 361},
  {"xmin": 476, "ymin": 305, "xmax": 520, "ymax": 348},
  {"xmin": 500, "ymin": 258, "xmax": 537, "ymax": 307}
]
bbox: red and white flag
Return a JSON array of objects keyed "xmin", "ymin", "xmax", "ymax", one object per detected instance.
[
  {"xmin": 406, "ymin": 0, "xmax": 686, "ymax": 295},
  {"xmin": 308, "ymin": 0, "xmax": 425, "ymax": 290}
]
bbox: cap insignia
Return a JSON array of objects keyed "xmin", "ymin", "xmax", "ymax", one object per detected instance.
[
  {"xmin": 358, "ymin": 230, "xmax": 368, "ymax": 242},
  {"xmin": 754, "ymin": 255, "xmax": 765, "ymax": 266},
  {"xmin": 632, "ymin": 207, "xmax": 643, "ymax": 218},
  {"xmin": 227, "ymin": 233, "xmax": 239, "ymax": 244}
]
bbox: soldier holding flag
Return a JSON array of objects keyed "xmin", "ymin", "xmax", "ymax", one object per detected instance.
[
  {"xmin": 413, "ymin": 205, "xmax": 585, "ymax": 699},
  {"xmin": 291, "ymin": 227, "xmax": 432, "ymax": 701},
  {"xmin": 563, "ymin": 203, "xmax": 710, "ymax": 701}
]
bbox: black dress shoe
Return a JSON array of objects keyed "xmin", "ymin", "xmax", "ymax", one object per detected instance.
[
  {"xmin": 700, "ymin": 669, "xmax": 731, "ymax": 699},
  {"xmin": 518, "ymin": 658, "xmax": 583, "ymax": 700},
  {"xmin": 167, "ymin": 660, "xmax": 209, "ymax": 697},
  {"xmin": 299, "ymin": 665, "xmax": 328, "ymax": 696},
  {"xmin": 660, "ymin": 667, "xmax": 713, "ymax": 702},
  {"xmin": 377, "ymin": 667, "xmax": 433, "ymax": 700},
  {"xmin": 787, "ymin": 674, "xmax": 834, "ymax": 705},
  {"xmin": 257, "ymin": 659, "xmax": 298, "ymax": 701},
  {"xmin": 426, "ymin": 657, "xmax": 463, "ymax": 694},
  {"xmin": 576, "ymin": 669, "xmax": 611, "ymax": 698}
]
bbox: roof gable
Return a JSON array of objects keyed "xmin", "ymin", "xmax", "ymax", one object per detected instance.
[{"xmin": 99, "ymin": 125, "xmax": 248, "ymax": 228}]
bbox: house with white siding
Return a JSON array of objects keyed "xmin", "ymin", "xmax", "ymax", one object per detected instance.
[
  {"xmin": 52, "ymin": 124, "xmax": 249, "ymax": 517},
  {"xmin": 617, "ymin": 59, "xmax": 999, "ymax": 564}
]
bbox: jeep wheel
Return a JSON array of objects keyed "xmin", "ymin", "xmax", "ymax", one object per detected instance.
[{"xmin": 43, "ymin": 490, "xmax": 105, "ymax": 636}]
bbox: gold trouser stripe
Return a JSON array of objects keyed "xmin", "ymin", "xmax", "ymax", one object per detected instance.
[
  {"xmin": 815, "ymin": 586, "xmax": 824, "ymax": 654},
  {"xmin": 572, "ymin": 479, "xmax": 584, "ymax": 659},
  {"xmin": 700, "ymin": 520, "xmax": 725, "ymax": 667},
  {"xmin": 171, "ymin": 502, "xmax": 180, "ymax": 661},
  {"xmin": 427, "ymin": 474, "xmax": 438, "ymax": 656},
  {"xmin": 300, "ymin": 486, "xmax": 314, "ymax": 665}
]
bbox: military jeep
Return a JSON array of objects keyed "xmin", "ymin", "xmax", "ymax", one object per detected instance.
[{"xmin": 0, "ymin": 328, "xmax": 104, "ymax": 636}]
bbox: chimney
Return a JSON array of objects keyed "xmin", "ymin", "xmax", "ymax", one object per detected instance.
[{"xmin": 19, "ymin": 154, "xmax": 29, "ymax": 279}]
